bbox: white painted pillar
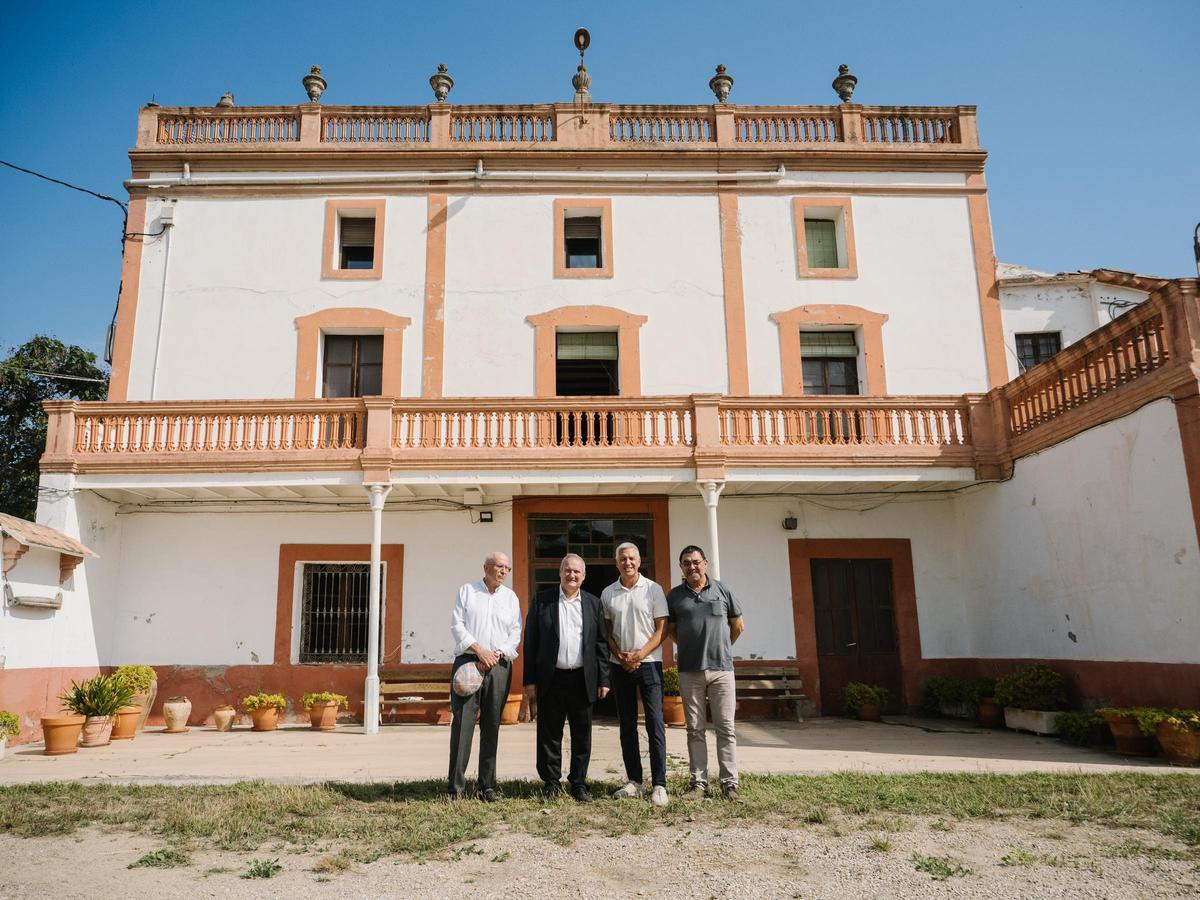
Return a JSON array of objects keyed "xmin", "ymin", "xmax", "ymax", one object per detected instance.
[
  {"xmin": 697, "ymin": 480, "xmax": 725, "ymax": 579},
  {"xmin": 364, "ymin": 482, "xmax": 391, "ymax": 735}
]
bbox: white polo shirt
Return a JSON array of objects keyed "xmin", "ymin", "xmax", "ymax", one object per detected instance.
[{"xmin": 601, "ymin": 574, "xmax": 668, "ymax": 663}]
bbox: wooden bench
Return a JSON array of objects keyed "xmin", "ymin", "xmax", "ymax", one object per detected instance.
[
  {"xmin": 734, "ymin": 665, "xmax": 808, "ymax": 721},
  {"xmin": 380, "ymin": 666, "xmax": 453, "ymax": 725}
]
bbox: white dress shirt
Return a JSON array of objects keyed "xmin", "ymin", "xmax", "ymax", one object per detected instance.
[
  {"xmin": 556, "ymin": 589, "xmax": 584, "ymax": 669},
  {"xmin": 450, "ymin": 579, "xmax": 522, "ymax": 660},
  {"xmin": 601, "ymin": 574, "xmax": 669, "ymax": 663}
]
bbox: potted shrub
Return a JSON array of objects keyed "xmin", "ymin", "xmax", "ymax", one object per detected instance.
[
  {"xmin": 844, "ymin": 682, "xmax": 890, "ymax": 722},
  {"xmin": 1156, "ymin": 709, "xmax": 1200, "ymax": 766},
  {"xmin": 971, "ymin": 678, "xmax": 1003, "ymax": 728},
  {"xmin": 302, "ymin": 692, "xmax": 346, "ymax": 731},
  {"xmin": 662, "ymin": 667, "xmax": 685, "ymax": 727},
  {"xmin": 110, "ymin": 704, "xmax": 143, "ymax": 741},
  {"xmin": 994, "ymin": 663, "xmax": 1067, "ymax": 734},
  {"xmin": 59, "ymin": 674, "xmax": 135, "ymax": 748},
  {"xmin": 113, "ymin": 664, "xmax": 157, "ymax": 733},
  {"xmin": 0, "ymin": 710, "xmax": 18, "ymax": 760},
  {"xmin": 243, "ymin": 692, "xmax": 287, "ymax": 731},
  {"xmin": 1054, "ymin": 710, "xmax": 1110, "ymax": 748},
  {"xmin": 162, "ymin": 696, "xmax": 192, "ymax": 733},
  {"xmin": 922, "ymin": 676, "xmax": 977, "ymax": 719},
  {"xmin": 1098, "ymin": 707, "xmax": 1162, "ymax": 757},
  {"xmin": 213, "ymin": 705, "xmax": 237, "ymax": 732},
  {"xmin": 500, "ymin": 694, "xmax": 522, "ymax": 726}
]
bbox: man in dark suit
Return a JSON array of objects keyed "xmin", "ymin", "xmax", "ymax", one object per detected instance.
[{"xmin": 522, "ymin": 553, "xmax": 611, "ymax": 802}]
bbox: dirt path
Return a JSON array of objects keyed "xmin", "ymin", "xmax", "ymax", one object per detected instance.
[{"xmin": 3, "ymin": 815, "xmax": 1196, "ymax": 899}]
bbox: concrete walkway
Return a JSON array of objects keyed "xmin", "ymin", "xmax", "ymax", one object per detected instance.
[{"xmin": 0, "ymin": 717, "xmax": 1192, "ymax": 786}]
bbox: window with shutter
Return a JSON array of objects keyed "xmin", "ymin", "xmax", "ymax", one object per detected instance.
[
  {"xmin": 339, "ymin": 215, "xmax": 376, "ymax": 270},
  {"xmin": 804, "ymin": 219, "xmax": 839, "ymax": 269},
  {"xmin": 800, "ymin": 331, "xmax": 860, "ymax": 396},
  {"xmin": 564, "ymin": 216, "xmax": 602, "ymax": 269},
  {"xmin": 793, "ymin": 198, "xmax": 857, "ymax": 279}
]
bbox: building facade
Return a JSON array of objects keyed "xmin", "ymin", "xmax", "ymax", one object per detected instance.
[{"xmin": 4, "ymin": 76, "xmax": 1199, "ymax": 740}]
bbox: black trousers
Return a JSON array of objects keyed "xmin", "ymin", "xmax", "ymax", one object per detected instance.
[
  {"xmin": 447, "ymin": 654, "xmax": 511, "ymax": 795},
  {"xmin": 535, "ymin": 667, "xmax": 592, "ymax": 789},
  {"xmin": 612, "ymin": 661, "xmax": 667, "ymax": 788}
]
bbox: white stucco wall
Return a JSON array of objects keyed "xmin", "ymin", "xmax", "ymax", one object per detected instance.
[
  {"xmin": 125, "ymin": 195, "xmax": 430, "ymax": 400},
  {"xmin": 955, "ymin": 399, "xmax": 1200, "ymax": 662},
  {"xmin": 739, "ymin": 192, "xmax": 990, "ymax": 395},
  {"xmin": 441, "ymin": 193, "xmax": 728, "ymax": 397},
  {"xmin": 1, "ymin": 482, "xmax": 119, "ymax": 670}
]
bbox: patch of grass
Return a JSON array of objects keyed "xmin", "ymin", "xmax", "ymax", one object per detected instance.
[
  {"xmin": 2, "ymin": 773, "xmax": 1198, "ymax": 861},
  {"xmin": 911, "ymin": 852, "xmax": 970, "ymax": 880},
  {"xmin": 242, "ymin": 858, "xmax": 283, "ymax": 879},
  {"xmin": 203, "ymin": 865, "xmax": 233, "ymax": 876},
  {"xmin": 491, "ymin": 851, "xmax": 510, "ymax": 863},
  {"xmin": 868, "ymin": 836, "xmax": 891, "ymax": 853},
  {"xmin": 929, "ymin": 818, "xmax": 953, "ymax": 832},
  {"xmin": 127, "ymin": 847, "xmax": 191, "ymax": 869},
  {"xmin": 1000, "ymin": 849, "xmax": 1038, "ymax": 868},
  {"xmin": 315, "ymin": 875, "xmax": 332, "ymax": 883},
  {"xmin": 1106, "ymin": 839, "xmax": 1191, "ymax": 861},
  {"xmin": 312, "ymin": 853, "xmax": 351, "ymax": 873}
]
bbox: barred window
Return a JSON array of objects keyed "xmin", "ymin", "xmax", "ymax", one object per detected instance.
[
  {"xmin": 1015, "ymin": 332, "xmax": 1062, "ymax": 373},
  {"xmin": 299, "ymin": 563, "xmax": 379, "ymax": 664}
]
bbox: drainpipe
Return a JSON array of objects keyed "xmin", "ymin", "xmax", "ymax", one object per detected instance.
[
  {"xmin": 698, "ymin": 481, "xmax": 726, "ymax": 579},
  {"xmin": 364, "ymin": 482, "xmax": 391, "ymax": 735},
  {"xmin": 148, "ymin": 208, "xmax": 175, "ymax": 399}
]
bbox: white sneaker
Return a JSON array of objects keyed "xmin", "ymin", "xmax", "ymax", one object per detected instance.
[
  {"xmin": 612, "ymin": 781, "xmax": 644, "ymax": 800},
  {"xmin": 650, "ymin": 785, "xmax": 669, "ymax": 807}
]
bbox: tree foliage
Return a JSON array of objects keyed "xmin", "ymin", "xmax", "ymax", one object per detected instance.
[{"xmin": 0, "ymin": 336, "xmax": 107, "ymax": 520}]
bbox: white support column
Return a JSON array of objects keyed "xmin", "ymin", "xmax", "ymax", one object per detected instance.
[
  {"xmin": 697, "ymin": 480, "xmax": 726, "ymax": 579},
  {"xmin": 364, "ymin": 482, "xmax": 391, "ymax": 735}
]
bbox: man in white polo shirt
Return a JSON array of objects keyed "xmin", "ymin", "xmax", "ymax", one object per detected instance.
[{"xmin": 601, "ymin": 541, "xmax": 669, "ymax": 807}]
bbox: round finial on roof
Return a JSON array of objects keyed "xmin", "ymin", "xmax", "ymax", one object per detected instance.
[
  {"xmin": 429, "ymin": 63, "xmax": 454, "ymax": 102},
  {"xmin": 216, "ymin": 92, "xmax": 235, "ymax": 108},
  {"xmin": 832, "ymin": 64, "xmax": 857, "ymax": 103},
  {"xmin": 709, "ymin": 64, "xmax": 734, "ymax": 104},
  {"xmin": 302, "ymin": 65, "xmax": 327, "ymax": 103}
]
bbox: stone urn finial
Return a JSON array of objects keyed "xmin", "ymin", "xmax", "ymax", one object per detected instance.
[
  {"xmin": 216, "ymin": 92, "xmax": 235, "ymax": 108},
  {"xmin": 572, "ymin": 27, "xmax": 591, "ymax": 103},
  {"xmin": 429, "ymin": 63, "xmax": 454, "ymax": 102},
  {"xmin": 709, "ymin": 64, "xmax": 733, "ymax": 103},
  {"xmin": 302, "ymin": 65, "xmax": 327, "ymax": 102},
  {"xmin": 832, "ymin": 64, "xmax": 857, "ymax": 103}
]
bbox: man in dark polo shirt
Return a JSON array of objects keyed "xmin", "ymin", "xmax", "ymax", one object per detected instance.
[{"xmin": 666, "ymin": 544, "xmax": 745, "ymax": 801}]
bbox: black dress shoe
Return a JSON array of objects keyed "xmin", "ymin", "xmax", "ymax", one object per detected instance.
[
  {"xmin": 570, "ymin": 785, "xmax": 593, "ymax": 804},
  {"xmin": 541, "ymin": 782, "xmax": 563, "ymax": 800},
  {"xmin": 480, "ymin": 789, "xmax": 497, "ymax": 803}
]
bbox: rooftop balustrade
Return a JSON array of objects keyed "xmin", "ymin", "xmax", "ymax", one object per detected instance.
[{"xmin": 135, "ymin": 102, "xmax": 980, "ymax": 153}]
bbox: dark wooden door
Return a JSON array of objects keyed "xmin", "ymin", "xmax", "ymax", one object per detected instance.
[{"xmin": 811, "ymin": 558, "xmax": 901, "ymax": 714}]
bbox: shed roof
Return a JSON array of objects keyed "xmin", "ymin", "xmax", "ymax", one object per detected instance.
[{"xmin": 0, "ymin": 513, "xmax": 96, "ymax": 559}]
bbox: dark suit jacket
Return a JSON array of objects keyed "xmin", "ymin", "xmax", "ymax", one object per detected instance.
[{"xmin": 522, "ymin": 588, "xmax": 611, "ymax": 701}]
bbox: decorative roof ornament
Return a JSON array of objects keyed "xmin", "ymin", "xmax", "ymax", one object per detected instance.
[
  {"xmin": 216, "ymin": 92, "xmax": 235, "ymax": 108},
  {"xmin": 429, "ymin": 63, "xmax": 454, "ymax": 102},
  {"xmin": 832, "ymin": 64, "xmax": 857, "ymax": 103},
  {"xmin": 571, "ymin": 27, "xmax": 591, "ymax": 103},
  {"xmin": 302, "ymin": 65, "xmax": 327, "ymax": 103},
  {"xmin": 709, "ymin": 64, "xmax": 733, "ymax": 103}
]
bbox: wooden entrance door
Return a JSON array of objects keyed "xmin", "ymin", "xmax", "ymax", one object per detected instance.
[{"xmin": 811, "ymin": 558, "xmax": 901, "ymax": 714}]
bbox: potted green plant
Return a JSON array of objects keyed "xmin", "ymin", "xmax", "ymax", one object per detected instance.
[
  {"xmin": 1054, "ymin": 710, "xmax": 1109, "ymax": 748},
  {"xmin": 662, "ymin": 666, "xmax": 685, "ymax": 727},
  {"xmin": 113, "ymin": 664, "xmax": 157, "ymax": 733},
  {"xmin": 0, "ymin": 710, "xmax": 18, "ymax": 760},
  {"xmin": 1097, "ymin": 707, "xmax": 1163, "ymax": 757},
  {"xmin": 243, "ymin": 692, "xmax": 287, "ymax": 731},
  {"xmin": 994, "ymin": 664, "xmax": 1067, "ymax": 734},
  {"xmin": 844, "ymin": 682, "xmax": 890, "ymax": 721},
  {"xmin": 302, "ymin": 692, "xmax": 347, "ymax": 731},
  {"xmin": 1155, "ymin": 709, "xmax": 1200, "ymax": 766},
  {"xmin": 59, "ymin": 674, "xmax": 135, "ymax": 747},
  {"xmin": 973, "ymin": 677, "xmax": 1003, "ymax": 728},
  {"xmin": 922, "ymin": 676, "xmax": 977, "ymax": 719}
]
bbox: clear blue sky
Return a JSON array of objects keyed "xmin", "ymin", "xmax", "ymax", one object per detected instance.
[{"xmin": 1, "ymin": 0, "xmax": 1196, "ymax": 364}]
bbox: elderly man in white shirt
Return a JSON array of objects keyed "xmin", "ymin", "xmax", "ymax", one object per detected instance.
[
  {"xmin": 602, "ymin": 541, "xmax": 669, "ymax": 807},
  {"xmin": 448, "ymin": 551, "xmax": 522, "ymax": 801}
]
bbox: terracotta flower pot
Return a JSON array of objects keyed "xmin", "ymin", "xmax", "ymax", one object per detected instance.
[
  {"xmin": 307, "ymin": 702, "xmax": 339, "ymax": 731},
  {"xmin": 132, "ymin": 680, "xmax": 157, "ymax": 734},
  {"xmin": 111, "ymin": 706, "xmax": 142, "ymax": 740},
  {"xmin": 1102, "ymin": 712, "xmax": 1156, "ymax": 757},
  {"xmin": 1156, "ymin": 722, "xmax": 1200, "ymax": 767},
  {"xmin": 41, "ymin": 715, "xmax": 85, "ymax": 755},
  {"xmin": 977, "ymin": 698, "xmax": 1004, "ymax": 729},
  {"xmin": 249, "ymin": 706, "xmax": 279, "ymax": 732},
  {"xmin": 162, "ymin": 697, "xmax": 191, "ymax": 734},
  {"xmin": 213, "ymin": 706, "xmax": 236, "ymax": 732},
  {"xmin": 80, "ymin": 715, "xmax": 113, "ymax": 748},
  {"xmin": 662, "ymin": 695, "xmax": 686, "ymax": 727},
  {"xmin": 500, "ymin": 695, "xmax": 521, "ymax": 726},
  {"xmin": 857, "ymin": 703, "xmax": 882, "ymax": 722}
]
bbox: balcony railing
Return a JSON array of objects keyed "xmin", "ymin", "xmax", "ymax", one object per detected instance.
[
  {"xmin": 133, "ymin": 103, "xmax": 981, "ymax": 152},
  {"xmin": 42, "ymin": 395, "xmax": 979, "ymax": 477}
]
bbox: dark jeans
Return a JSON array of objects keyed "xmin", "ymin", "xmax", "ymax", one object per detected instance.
[
  {"xmin": 447, "ymin": 654, "xmax": 511, "ymax": 795},
  {"xmin": 535, "ymin": 668, "xmax": 592, "ymax": 789},
  {"xmin": 611, "ymin": 661, "xmax": 667, "ymax": 788}
]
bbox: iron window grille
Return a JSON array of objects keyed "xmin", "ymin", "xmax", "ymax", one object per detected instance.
[{"xmin": 299, "ymin": 563, "xmax": 380, "ymax": 664}]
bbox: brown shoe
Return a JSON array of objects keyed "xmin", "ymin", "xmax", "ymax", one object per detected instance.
[
  {"xmin": 682, "ymin": 782, "xmax": 709, "ymax": 801},
  {"xmin": 721, "ymin": 784, "xmax": 741, "ymax": 802}
]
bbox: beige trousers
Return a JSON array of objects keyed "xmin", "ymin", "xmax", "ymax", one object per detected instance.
[{"xmin": 679, "ymin": 669, "xmax": 738, "ymax": 787}]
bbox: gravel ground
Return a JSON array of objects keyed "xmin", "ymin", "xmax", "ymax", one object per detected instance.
[{"xmin": 2, "ymin": 815, "xmax": 1197, "ymax": 899}]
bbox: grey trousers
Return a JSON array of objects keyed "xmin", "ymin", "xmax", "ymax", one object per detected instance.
[
  {"xmin": 679, "ymin": 668, "xmax": 738, "ymax": 788},
  {"xmin": 447, "ymin": 655, "xmax": 511, "ymax": 795}
]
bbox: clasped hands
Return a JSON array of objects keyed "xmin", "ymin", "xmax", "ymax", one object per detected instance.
[
  {"xmin": 616, "ymin": 648, "xmax": 645, "ymax": 673},
  {"xmin": 473, "ymin": 649, "xmax": 502, "ymax": 672}
]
